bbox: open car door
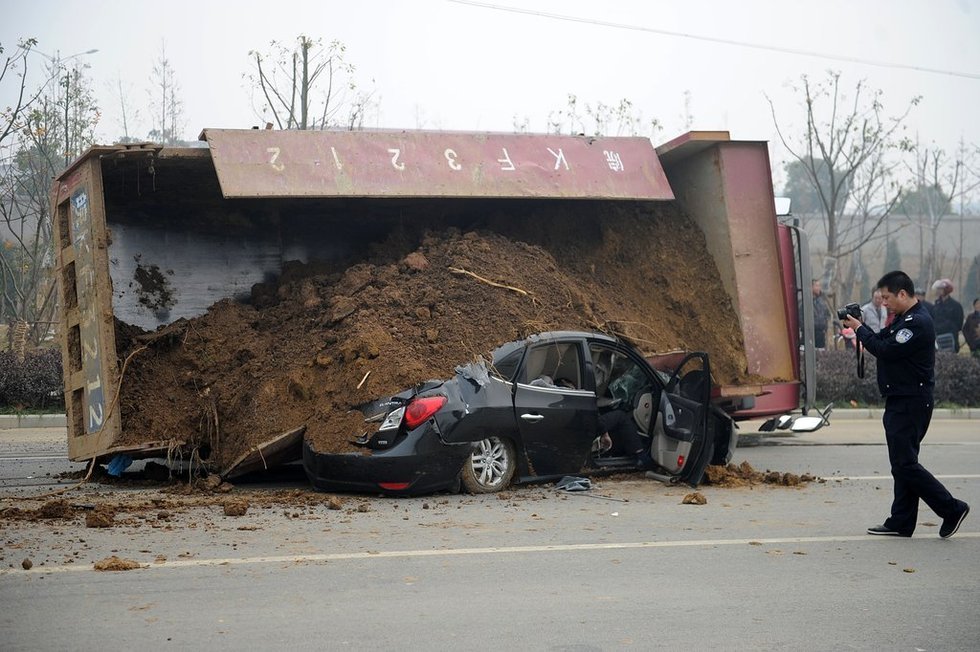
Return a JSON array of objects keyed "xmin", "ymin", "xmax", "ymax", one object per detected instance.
[{"xmin": 649, "ymin": 352, "xmax": 714, "ymax": 485}]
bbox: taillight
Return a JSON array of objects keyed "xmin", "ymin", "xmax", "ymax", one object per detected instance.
[
  {"xmin": 378, "ymin": 482, "xmax": 411, "ymax": 491},
  {"xmin": 403, "ymin": 396, "xmax": 447, "ymax": 430},
  {"xmin": 677, "ymin": 454, "xmax": 685, "ymax": 468}
]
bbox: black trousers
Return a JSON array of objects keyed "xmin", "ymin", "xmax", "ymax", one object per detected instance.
[
  {"xmin": 882, "ymin": 395, "xmax": 959, "ymax": 534},
  {"xmin": 814, "ymin": 326, "xmax": 826, "ymax": 349},
  {"xmin": 598, "ymin": 409, "xmax": 643, "ymax": 456}
]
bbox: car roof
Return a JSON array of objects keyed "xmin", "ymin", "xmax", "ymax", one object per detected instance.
[
  {"xmin": 491, "ymin": 330, "xmax": 619, "ymax": 363},
  {"xmin": 526, "ymin": 330, "xmax": 617, "ymax": 344}
]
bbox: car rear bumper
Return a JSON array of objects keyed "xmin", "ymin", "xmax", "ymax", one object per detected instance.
[{"xmin": 301, "ymin": 433, "xmax": 472, "ymax": 496}]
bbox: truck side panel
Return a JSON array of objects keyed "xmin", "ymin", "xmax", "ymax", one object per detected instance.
[
  {"xmin": 657, "ymin": 135, "xmax": 802, "ymax": 417},
  {"xmin": 52, "ymin": 155, "xmax": 123, "ymax": 461}
]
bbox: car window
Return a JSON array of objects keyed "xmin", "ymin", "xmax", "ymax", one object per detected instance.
[
  {"xmin": 490, "ymin": 349, "xmax": 523, "ymax": 381},
  {"xmin": 523, "ymin": 341, "xmax": 582, "ymax": 388},
  {"xmin": 590, "ymin": 344, "xmax": 648, "ymax": 400}
]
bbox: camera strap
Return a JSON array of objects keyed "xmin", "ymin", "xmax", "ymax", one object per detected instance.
[{"xmin": 855, "ymin": 341, "xmax": 865, "ymax": 379}]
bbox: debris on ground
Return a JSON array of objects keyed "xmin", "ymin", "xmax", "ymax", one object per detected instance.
[
  {"xmin": 84, "ymin": 508, "xmax": 115, "ymax": 528},
  {"xmin": 93, "ymin": 556, "xmax": 141, "ymax": 571},
  {"xmin": 223, "ymin": 500, "xmax": 249, "ymax": 517},
  {"xmin": 556, "ymin": 476, "xmax": 593, "ymax": 492},
  {"xmin": 703, "ymin": 461, "xmax": 817, "ymax": 488},
  {"xmin": 37, "ymin": 499, "xmax": 75, "ymax": 520},
  {"xmin": 682, "ymin": 492, "xmax": 708, "ymax": 505}
]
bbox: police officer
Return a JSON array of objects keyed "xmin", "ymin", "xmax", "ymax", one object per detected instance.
[{"xmin": 843, "ymin": 270, "xmax": 970, "ymax": 538}]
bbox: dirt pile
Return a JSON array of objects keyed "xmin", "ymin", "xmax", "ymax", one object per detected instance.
[
  {"xmin": 704, "ymin": 461, "xmax": 817, "ymax": 488},
  {"xmin": 93, "ymin": 555, "xmax": 141, "ymax": 571},
  {"xmin": 113, "ymin": 202, "xmax": 754, "ymax": 471}
]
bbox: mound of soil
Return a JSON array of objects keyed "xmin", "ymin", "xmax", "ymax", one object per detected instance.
[
  {"xmin": 93, "ymin": 555, "xmax": 141, "ymax": 571},
  {"xmin": 113, "ymin": 202, "xmax": 755, "ymax": 472},
  {"xmin": 704, "ymin": 461, "xmax": 816, "ymax": 488}
]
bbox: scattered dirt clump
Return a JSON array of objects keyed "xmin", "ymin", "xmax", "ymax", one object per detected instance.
[
  {"xmin": 37, "ymin": 499, "xmax": 75, "ymax": 520},
  {"xmin": 21, "ymin": 558, "xmax": 33, "ymax": 570},
  {"xmin": 682, "ymin": 492, "xmax": 708, "ymax": 505},
  {"xmin": 112, "ymin": 202, "xmax": 759, "ymax": 471},
  {"xmin": 704, "ymin": 461, "xmax": 816, "ymax": 488},
  {"xmin": 93, "ymin": 555, "xmax": 141, "ymax": 571},
  {"xmin": 223, "ymin": 500, "xmax": 249, "ymax": 517},
  {"xmin": 85, "ymin": 508, "xmax": 115, "ymax": 528}
]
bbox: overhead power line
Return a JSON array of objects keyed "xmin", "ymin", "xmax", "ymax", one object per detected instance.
[{"xmin": 448, "ymin": 0, "xmax": 980, "ymax": 81}]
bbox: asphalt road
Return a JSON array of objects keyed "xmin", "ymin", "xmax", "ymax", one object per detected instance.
[{"xmin": 1, "ymin": 420, "xmax": 978, "ymax": 651}]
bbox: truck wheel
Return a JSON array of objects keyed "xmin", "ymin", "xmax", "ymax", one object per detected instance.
[{"xmin": 460, "ymin": 436, "xmax": 516, "ymax": 493}]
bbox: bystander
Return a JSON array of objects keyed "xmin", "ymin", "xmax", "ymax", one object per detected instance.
[
  {"xmin": 812, "ymin": 279, "xmax": 831, "ymax": 349},
  {"xmin": 931, "ymin": 279, "xmax": 964, "ymax": 352},
  {"xmin": 964, "ymin": 297, "xmax": 980, "ymax": 358},
  {"xmin": 861, "ymin": 289, "xmax": 888, "ymax": 333}
]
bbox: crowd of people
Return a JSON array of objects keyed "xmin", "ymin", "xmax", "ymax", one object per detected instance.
[{"xmin": 811, "ymin": 277, "xmax": 980, "ymax": 357}]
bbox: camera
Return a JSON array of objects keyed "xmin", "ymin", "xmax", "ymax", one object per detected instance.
[{"xmin": 836, "ymin": 302, "xmax": 861, "ymax": 322}]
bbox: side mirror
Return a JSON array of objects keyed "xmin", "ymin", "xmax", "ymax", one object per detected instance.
[
  {"xmin": 789, "ymin": 403, "xmax": 833, "ymax": 432},
  {"xmin": 790, "ymin": 416, "xmax": 824, "ymax": 432}
]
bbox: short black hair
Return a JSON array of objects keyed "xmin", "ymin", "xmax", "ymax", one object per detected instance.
[{"xmin": 877, "ymin": 270, "xmax": 915, "ymax": 296}]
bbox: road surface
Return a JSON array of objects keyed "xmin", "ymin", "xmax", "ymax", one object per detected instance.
[{"xmin": 1, "ymin": 419, "xmax": 978, "ymax": 650}]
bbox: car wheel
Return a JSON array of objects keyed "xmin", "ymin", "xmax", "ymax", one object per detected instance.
[{"xmin": 460, "ymin": 436, "xmax": 516, "ymax": 494}]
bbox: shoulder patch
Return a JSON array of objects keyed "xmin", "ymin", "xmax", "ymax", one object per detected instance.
[{"xmin": 896, "ymin": 328, "xmax": 913, "ymax": 344}]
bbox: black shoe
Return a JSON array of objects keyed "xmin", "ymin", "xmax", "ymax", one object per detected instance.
[
  {"xmin": 867, "ymin": 525, "xmax": 912, "ymax": 537},
  {"xmin": 634, "ymin": 451, "xmax": 654, "ymax": 470},
  {"xmin": 940, "ymin": 502, "xmax": 969, "ymax": 539}
]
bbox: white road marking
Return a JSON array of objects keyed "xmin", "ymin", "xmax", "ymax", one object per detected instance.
[
  {"xmin": 829, "ymin": 474, "xmax": 980, "ymax": 481},
  {"xmin": 5, "ymin": 532, "xmax": 978, "ymax": 576}
]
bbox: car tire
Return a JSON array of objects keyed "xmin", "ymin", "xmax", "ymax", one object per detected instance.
[{"xmin": 460, "ymin": 436, "xmax": 516, "ymax": 494}]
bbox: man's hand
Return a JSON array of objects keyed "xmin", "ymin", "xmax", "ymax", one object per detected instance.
[{"xmin": 843, "ymin": 314, "xmax": 862, "ymax": 330}]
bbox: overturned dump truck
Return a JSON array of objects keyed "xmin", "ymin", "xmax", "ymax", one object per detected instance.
[{"xmin": 50, "ymin": 128, "xmax": 812, "ymax": 483}]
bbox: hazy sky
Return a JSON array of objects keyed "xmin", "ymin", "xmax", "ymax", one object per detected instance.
[{"xmin": 4, "ymin": 0, "xmax": 980, "ymax": 183}]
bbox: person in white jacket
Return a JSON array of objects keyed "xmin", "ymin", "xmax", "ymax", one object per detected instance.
[{"xmin": 861, "ymin": 289, "xmax": 888, "ymax": 332}]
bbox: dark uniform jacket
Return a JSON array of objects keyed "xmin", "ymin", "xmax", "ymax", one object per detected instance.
[
  {"xmin": 932, "ymin": 296, "xmax": 964, "ymax": 348},
  {"xmin": 855, "ymin": 300, "xmax": 935, "ymax": 397}
]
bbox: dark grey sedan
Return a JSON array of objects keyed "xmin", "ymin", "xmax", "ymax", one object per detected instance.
[{"xmin": 303, "ymin": 331, "xmax": 736, "ymax": 495}]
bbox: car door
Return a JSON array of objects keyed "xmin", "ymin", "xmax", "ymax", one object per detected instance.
[
  {"xmin": 513, "ymin": 339, "xmax": 597, "ymax": 477},
  {"xmin": 647, "ymin": 352, "xmax": 714, "ymax": 485}
]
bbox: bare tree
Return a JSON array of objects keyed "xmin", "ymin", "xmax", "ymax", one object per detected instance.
[
  {"xmin": 547, "ymin": 94, "xmax": 661, "ymax": 137},
  {"xmin": 246, "ymin": 35, "xmax": 374, "ymax": 131},
  {"xmin": 1, "ymin": 39, "xmax": 43, "ymax": 149},
  {"xmin": 147, "ymin": 41, "xmax": 184, "ymax": 144},
  {"xmin": 1, "ymin": 38, "xmax": 42, "ymax": 350},
  {"xmin": 679, "ymin": 89, "xmax": 694, "ymax": 131},
  {"xmin": 111, "ymin": 74, "xmax": 142, "ymax": 143},
  {"xmin": 0, "ymin": 40, "xmax": 99, "ymax": 347},
  {"xmin": 768, "ymin": 71, "xmax": 919, "ymax": 303},
  {"xmin": 899, "ymin": 137, "xmax": 980, "ymax": 288}
]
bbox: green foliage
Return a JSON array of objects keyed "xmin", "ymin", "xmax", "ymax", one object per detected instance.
[
  {"xmin": 815, "ymin": 349, "xmax": 980, "ymax": 407},
  {"xmin": 782, "ymin": 158, "xmax": 849, "ymax": 215},
  {"xmin": 964, "ymin": 254, "xmax": 979, "ymax": 303},
  {"xmin": 0, "ymin": 348, "xmax": 64, "ymax": 410},
  {"xmin": 897, "ymin": 183, "xmax": 952, "ymax": 217}
]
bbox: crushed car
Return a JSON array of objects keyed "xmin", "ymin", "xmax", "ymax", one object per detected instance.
[{"xmin": 303, "ymin": 331, "xmax": 736, "ymax": 495}]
